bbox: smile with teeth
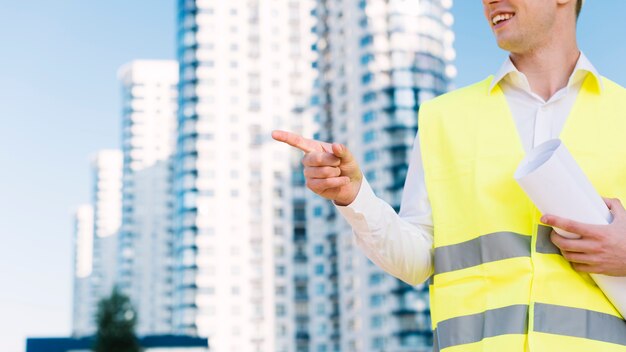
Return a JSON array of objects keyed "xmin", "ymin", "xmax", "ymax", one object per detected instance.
[{"xmin": 492, "ymin": 13, "xmax": 515, "ymax": 26}]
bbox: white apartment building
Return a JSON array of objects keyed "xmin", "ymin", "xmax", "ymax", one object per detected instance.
[
  {"xmin": 173, "ymin": 1, "xmax": 315, "ymax": 351},
  {"xmin": 117, "ymin": 60, "xmax": 179, "ymax": 335},
  {"xmin": 307, "ymin": 0, "xmax": 455, "ymax": 351},
  {"xmin": 77, "ymin": 149, "xmax": 123, "ymax": 335},
  {"xmin": 71, "ymin": 204, "xmax": 94, "ymax": 337}
]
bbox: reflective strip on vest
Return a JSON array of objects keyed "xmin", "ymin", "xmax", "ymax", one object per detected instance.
[
  {"xmin": 434, "ymin": 305, "xmax": 529, "ymax": 349},
  {"xmin": 434, "ymin": 303, "xmax": 626, "ymax": 349},
  {"xmin": 534, "ymin": 303, "xmax": 626, "ymax": 346},
  {"xmin": 535, "ymin": 225, "xmax": 562, "ymax": 255},
  {"xmin": 434, "ymin": 232, "xmax": 531, "ymax": 275}
]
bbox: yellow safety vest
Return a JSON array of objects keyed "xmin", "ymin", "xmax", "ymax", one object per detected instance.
[{"xmin": 419, "ymin": 74, "xmax": 626, "ymax": 351}]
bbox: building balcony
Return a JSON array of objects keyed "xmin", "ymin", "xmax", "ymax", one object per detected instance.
[
  {"xmin": 392, "ymin": 307, "xmax": 418, "ymax": 316},
  {"xmin": 328, "ymin": 270, "xmax": 338, "ymax": 281},
  {"xmin": 293, "ymin": 233, "xmax": 307, "ymax": 242},
  {"xmin": 394, "ymin": 328, "xmax": 432, "ymax": 338},
  {"xmin": 295, "ymin": 332, "xmax": 310, "ymax": 341},
  {"xmin": 294, "ymin": 275, "xmax": 308, "ymax": 283},
  {"xmin": 391, "ymin": 284, "xmax": 415, "ymax": 295},
  {"xmin": 294, "ymin": 294, "xmax": 309, "ymax": 302},
  {"xmin": 293, "ymin": 253, "xmax": 307, "ymax": 263},
  {"xmin": 328, "ymin": 249, "xmax": 337, "ymax": 261}
]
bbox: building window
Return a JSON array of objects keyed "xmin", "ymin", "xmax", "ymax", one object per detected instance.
[
  {"xmin": 371, "ymin": 315, "xmax": 384, "ymax": 328},
  {"xmin": 359, "ymin": 34, "xmax": 373, "ymax": 47},
  {"xmin": 364, "ymin": 150, "xmax": 377, "ymax": 163},
  {"xmin": 370, "ymin": 294, "xmax": 385, "ymax": 307},
  {"xmin": 361, "ymin": 73, "xmax": 373, "ymax": 85},
  {"xmin": 362, "ymin": 111, "xmax": 376, "ymax": 123},
  {"xmin": 363, "ymin": 130, "xmax": 376, "ymax": 143},
  {"xmin": 359, "ymin": 16, "xmax": 368, "ymax": 28},
  {"xmin": 315, "ymin": 264, "xmax": 324, "ymax": 275},
  {"xmin": 360, "ymin": 53, "xmax": 374, "ymax": 65},
  {"xmin": 372, "ymin": 337, "xmax": 385, "ymax": 349},
  {"xmin": 314, "ymin": 244, "xmax": 324, "ymax": 255},
  {"xmin": 369, "ymin": 273, "xmax": 384, "ymax": 285},
  {"xmin": 362, "ymin": 91, "xmax": 376, "ymax": 103},
  {"xmin": 365, "ymin": 170, "xmax": 377, "ymax": 181},
  {"xmin": 315, "ymin": 283, "xmax": 325, "ymax": 295},
  {"xmin": 276, "ymin": 304, "xmax": 286, "ymax": 316}
]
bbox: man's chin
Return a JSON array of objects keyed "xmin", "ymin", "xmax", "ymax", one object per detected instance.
[{"xmin": 495, "ymin": 37, "xmax": 518, "ymax": 52}]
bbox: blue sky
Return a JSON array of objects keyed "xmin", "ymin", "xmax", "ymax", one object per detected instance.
[{"xmin": 0, "ymin": 1, "xmax": 624, "ymax": 351}]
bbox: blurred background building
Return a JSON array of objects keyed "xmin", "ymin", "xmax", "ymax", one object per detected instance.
[
  {"xmin": 117, "ymin": 60, "xmax": 179, "ymax": 335},
  {"xmin": 71, "ymin": 205, "xmax": 94, "ymax": 337},
  {"xmin": 174, "ymin": 0, "xmax": 312, "ymax": 351},
  {"xmin": 67, "ymin": 0, "xmax": 454, "ymax": 351},
  {"xmin": 72, "ymin": 150, "xmax": 123, "ymax": 336},
  {"xmin": 306, "ymin": 0, "xmax": 455, "ymax": 351},
  {"xmin": 172, "ymin": 1, "xmax": 315, "ymax": 351}
]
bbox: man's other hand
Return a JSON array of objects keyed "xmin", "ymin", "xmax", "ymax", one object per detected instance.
[{"xmin": 542, "ymin": 198, "xmax": 626, "ymax": 276}]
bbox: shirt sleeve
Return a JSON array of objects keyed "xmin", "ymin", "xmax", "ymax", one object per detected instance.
[{"xmin": 334, "ymin": 132, "xmax": 434, "ymax": 285}]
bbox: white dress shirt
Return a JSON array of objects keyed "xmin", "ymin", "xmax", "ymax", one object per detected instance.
[{"xmin": 336, "ymin": 52, "xmax": 603, "ymax": 286}]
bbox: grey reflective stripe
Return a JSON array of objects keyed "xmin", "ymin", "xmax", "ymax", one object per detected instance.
[
  {"xmin": 436, "ymin": 305, "xmax": 529, "ymax": 349},
  {"xmin": 434, "ymin": 232, "xmax": 531, "ymax": 275},
  {"xmin": 535, "ymin": 225, "xmax": 561, "ymax": 255},
  {"xmin": 534, "ymin": 303, "xmax": 626, "ymax": 345},
  {"xmin": 432, "ymin": 328, "xmax": 440, "ymax": 352}
]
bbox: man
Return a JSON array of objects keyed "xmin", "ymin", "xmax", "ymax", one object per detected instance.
[{"xmin": 273, "ymin": 0, "xmax": 626, "ymax": 350}]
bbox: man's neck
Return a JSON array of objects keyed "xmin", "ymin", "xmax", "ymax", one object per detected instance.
[{"xmin": 509, "ymin": 42, "xmax": 580, "ymax": 101}]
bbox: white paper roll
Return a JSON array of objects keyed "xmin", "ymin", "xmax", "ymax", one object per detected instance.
[{"xmin": 514, "ymin": 138, "xmax": 626, "ymax": 319}]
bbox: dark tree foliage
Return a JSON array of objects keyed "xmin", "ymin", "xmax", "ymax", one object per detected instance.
[{"xmin": 93, "ymin": 287, "xmax": 141, "ymax": 352}]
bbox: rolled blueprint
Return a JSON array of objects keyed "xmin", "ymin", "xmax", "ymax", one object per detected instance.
[{"xmin": 514, "ymin": 138, "xmax": 626, "ymax": 318}]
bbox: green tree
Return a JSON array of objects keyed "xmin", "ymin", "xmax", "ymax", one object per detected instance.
[{"xmin": 93, "ymin": 287, "xmax": 141, "ymax": 352}]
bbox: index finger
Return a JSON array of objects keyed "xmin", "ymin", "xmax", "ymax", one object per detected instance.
[
  {"xmin": 272, "ymin": 130, "xmax": 328, "ymax": 153},
  {"xmin": 541, "ymin": 214, "xmax": 604, "ymax": 239}
]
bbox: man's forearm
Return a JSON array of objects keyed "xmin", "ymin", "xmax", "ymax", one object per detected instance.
[{"xmin": 335, "ymin": 178, "xmax": 434, "ymax": 285}]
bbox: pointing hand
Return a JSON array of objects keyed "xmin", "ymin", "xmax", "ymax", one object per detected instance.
[{"xmin": 271, "ymin": 130, "xmax": 363, "ymax": 206}]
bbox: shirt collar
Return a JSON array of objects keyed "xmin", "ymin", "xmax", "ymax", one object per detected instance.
[{"xmin": 488, "ymin": 51, "xmax": 603, "ymax": 95}]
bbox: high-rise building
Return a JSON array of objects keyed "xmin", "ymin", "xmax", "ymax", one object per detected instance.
[
  {"xmin": 307, "ymin": 0, "xmax": 455, "ymax": 351},
  {"xmin": 117, "ymin": 60, "xmax": 179, "ymax": 335},
  {"xmin": 173, "ymin": 1, "xmax": 315, "ymax": 351},
  {"xmin": 71, "ymin": 204, "xmax": 94, "ymax": 337},
  {"xmin": 75, "ymin": 149, "xmax": 123, "ymax": 336}
]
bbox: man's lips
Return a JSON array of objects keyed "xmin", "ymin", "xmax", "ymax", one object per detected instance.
[{"xmin": 492, "ymin": 12, "xmax": 515, "ymax": 29}]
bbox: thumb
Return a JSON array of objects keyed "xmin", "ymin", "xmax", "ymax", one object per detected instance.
[
  {"xmin": 332, "ymin": 143, "xmax": 355, "ymax": 163},
  {"xmin": 605, "ymin": 197, "xmax": 626, "ymax": 219}
]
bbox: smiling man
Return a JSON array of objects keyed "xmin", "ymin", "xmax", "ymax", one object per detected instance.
[{"xmin": 273, "ymin": 0, "xmax": 626, "ymax": 350}]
